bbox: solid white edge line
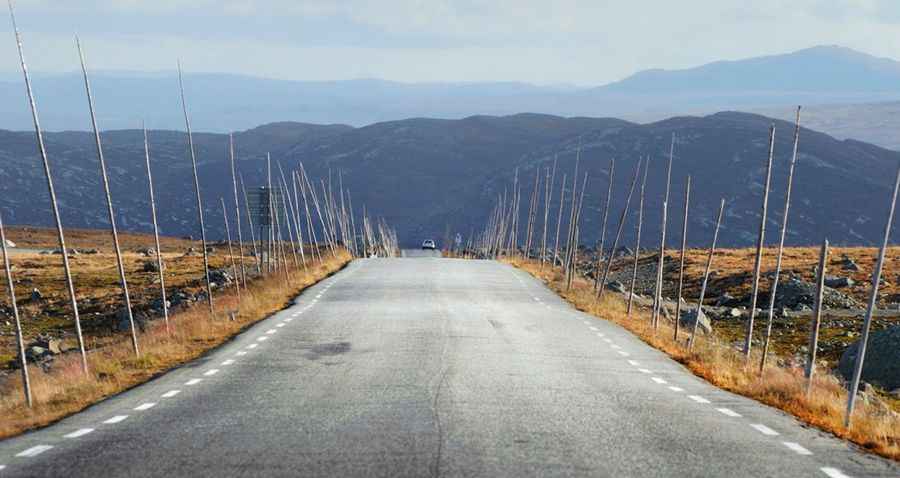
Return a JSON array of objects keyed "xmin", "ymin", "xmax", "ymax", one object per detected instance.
[
  {"xmin": 16, "ymin": 445, "xmax": 53, "ymax": 457},
  {"xmin": 203, "ymin": 369, "xmax": 220, "ymax": 376},
  {"xmin": 715, "ymin": 407, "xmax": 741, "ymax": 417},
  {"xmin": 63, "ymin": 428, "xmax": 94, "ymax": 438},
  {"xmin": 782, "ymin": 442, "xmax": 813, "ymax": 456},
  {"xmin": 750, "ymin": 423, "xmax": 779, "ymax": 436},
  {"xmin": 134, "ymin": 402, "xmax": 156, "ymax": 411},
  {"xmin": 161, "ymin": 390, "xmax": 181, "ymax": 398},
  {"xmin": 820, "ymin": 467, "xmax": 851, "ymax": 478},
  {"xmin": 103, "ymin": 415, "xmax": 128, "ymax": 424},
  {"xmin": 688, "ymin": 395, "xmax": 711, "ymax": 404}
]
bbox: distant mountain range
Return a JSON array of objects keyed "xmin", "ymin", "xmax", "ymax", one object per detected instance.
[
  {"xmin": 3, "ymin": 45, "xmax": 900, "ymax": 150},
  {"xmin": 1, "ymin": 112, "xmax": 897, "ymax": 248}
]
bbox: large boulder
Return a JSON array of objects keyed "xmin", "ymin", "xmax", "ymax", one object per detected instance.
[
  {"xmin": 679, "ymin": 308, "xmax": 711, "ymax": 335},
  {"xmin": 115, "ymin": 308, "xmax": 149, "ymax": 333},
  {"xmin": 824, "ymin": 276, "xmax": 855, "ymax": 289},
  {"xmin": 770, "ymin": 277, "xmax": 857, "ymax": 310},
  {"xmin": 838, "ymin": 325, "xmax": 900, "ymax": 391}
]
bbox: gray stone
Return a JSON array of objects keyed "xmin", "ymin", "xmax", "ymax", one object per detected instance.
[
  {"xmin": 824, "ymin": 276, "xmax": 855, "ymax": 289},
  {"xmin": 142, "ymin": 260, "xmax": 160, "ymax": 273},
  {"xmin": 25, "ymin": 346, "xmax": 48, "ymax": 362},
  {"xmin": 838, "ymin": 325, "xmax": 900, "ymax": 391},
  {"xmin": 30, "ymin": 288, "xmax": 42, "ymax": 301},
  {"xmin": 4, "ymin": 239, "xmax": 15, "ymax": 248},
  {"xmin": 115, "ymin": 308, "xmax": 148, "ymax": 332},
  {"xmin": 728, "ymin": 307, "xmax": 742, "ymax": 318},
  {"xmin": 841, "ymin": 257, "xmax": 860, "ymax": 272},
  {"xmin": 606, "ymin": 280, "xmax": 626, "ymax": 294},
  {"xmin": 679, "ymin": 308, "xmax": 711, "ymax": 335}
]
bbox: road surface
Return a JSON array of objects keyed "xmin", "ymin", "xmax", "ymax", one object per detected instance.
[{"xmin": 0, "ymin": 257, "xmax": 897, "ymax": 477}]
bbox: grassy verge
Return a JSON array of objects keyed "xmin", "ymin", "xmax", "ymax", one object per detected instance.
[
  {"xmin": 0, "ymin": 250, "xmax": 350, "ymax": 439},
  {"xmin": 507, "ymin": 257, "xmax": 900, "ymax": 462}
]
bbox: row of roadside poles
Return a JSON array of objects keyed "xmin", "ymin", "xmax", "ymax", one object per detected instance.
[
  {"xmin": 475, "ymin": 105, "xmax": 899, "ymax": 428},
  {"xmin": 3, "ymin": 1, "xmax": 399, "ymax": 409}
]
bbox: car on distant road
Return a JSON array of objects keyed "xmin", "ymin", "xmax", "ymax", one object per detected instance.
[{"xmin": 422, "ymin": 240, "xmax": 436, "ymax": 250}]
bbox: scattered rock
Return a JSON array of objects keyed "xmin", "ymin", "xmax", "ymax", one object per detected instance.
[
  {"xmin": 606, "ymin": 280, "xmax": 626, "ymax": 294},
  {"xmin": 728, "ymin": 307, "xmax": 742, "ymax": 318},
  {"xmin": 824, "ymin": 276, "xmax": 855, "ymax": 289},
  {"xmin": 30, "ymin": 288, "xmax": 42, "ymax": 302},
  {"xmin": 142, "ymin": 260, "xmax": 161, "ymax": 273},
  {"xmin": 838, "ymin": 325, "xmax": 900, "ymax": 391},
  {"xmin": 80, "ymin": 248, "xmax": 99, "ymax": 254},
  {"xmin": 140, "ymin": 248, "xmax": 155, "ymax": 257},
  {"xmin": 25, "ymin": 346, "xmax": 49, "ymax": 362},
  {"xmin": 4, "ymin": 239, "xmax": 15, "ymax": 248},
  {"xmin": 115, "ymin": 307, "xmax": 149, "ymax": 333},
  {"xmin": 715, "ymin": 293, "xmax": 736, "ymax": 307},
  {"xmin": 841, "ymin": 256, "xmax": 860, "ymax": 272},
  {"xmin": 680, "ymin": 308, "xmax": 711, "ymax": 335}
]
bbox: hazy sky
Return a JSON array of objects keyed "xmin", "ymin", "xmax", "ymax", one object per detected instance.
[{"xmin": 2, "ymin": 0, "xmax": 900, "ymax": 85}]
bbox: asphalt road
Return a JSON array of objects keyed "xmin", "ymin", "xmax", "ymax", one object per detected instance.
[{"xmin": 0, "ymin": 257, "xmax": 897, "ymax": 477}]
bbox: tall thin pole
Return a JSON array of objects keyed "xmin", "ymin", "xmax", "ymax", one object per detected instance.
[
  {"xmin": 652, "ymin": 136, "xmax": 675, "ymax": 330},
  {"xmin": 220, "ymin": 198, "xmax": 241, "ymax": 304},
  {"xmin": 228, "ymin": 134, "xmax": 247, "ymax": 289},
  {"xmin": 689, "ymin": 199, "xmax": 726, "ymax": 351},
  {"xmin": 540, "ymin": 159, "xmax": 556, "ymax": 270},
  {"xmin": 760, "ymin": 107, "xmax": 802, "ymax": 372},
  {"xmin": 594, "ymin": 158, "xmax": 615, "ymax": 291},
  {"xmin": 142, "ymin": 127, "xmax": 169, "ymax": 334},
  {"xmin": 743, "ymin": 125, "xmax": 776, "ymax": 359},
  {"xmin": 78, "ymin": 37, "xmax": 139, "ymax": 356},
  {"xmin": 239, "ymin": 174, "xmax": 262, "ymax": 274},
  {"xmin": 178, "ymin": 63, "xmax": 214, "ymax": 316},
  {"xmin": 627, "ymin": 159, "xmax": 649, "ymax": 315},
  {"xmin": 0, "ymin": 212, "xmax": 31, "ymax": 407},
  {"xmin": 845, "ymin": 164, "xmax": 900, "ymax": 427},
  {"xmin": 8, "ymin": 0, "xmax": 88, "ymax": 373},
  {"xmin": 553, "ymin": 173, "xmax": 567, "ymax": 267},
  {"xmin": 805, "ymin": 239, "xmax": 828, "ymax": 393},
  {"xmin": 597, "ymin": 158, "xmax": 642, "ymax": 301},
  {"xmin": 674, "ymin": 176, "xmax": 691, "ymax": 341}
]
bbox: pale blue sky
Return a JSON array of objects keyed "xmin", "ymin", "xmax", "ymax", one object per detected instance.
[{"xmin": 3, "ymin": 0, "xmax": 900, "ymax": 85}]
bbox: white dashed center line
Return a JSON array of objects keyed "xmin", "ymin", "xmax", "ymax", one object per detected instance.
[
  {"xmin": 103, "ymin": 415, "xmax": 128, "ymax": 424},
  {"xmin": 203, "ymin": 369, "xmax": 220, "ymax": 376},
  {"xmin": 610, "ymin": 344, "xmax": 622, "ymax": 350},
  {"xmin": 596, "ymin": 333, "xmax": 605, "ymax": 337},
  {"xmin": 16, "ymin": 445, "xmax": 52, "ymax": 457},
  {"xmin": 782, "ymin": 442, "xmax": 813, "ymax": 455},
  {"xmin": 64, "ymin": 428, "xmax": 94, "ymax": 438},
  {"xmin": 161, "ymin": 390, "xmax": 181, "ymax": 398},
  {"xmin": 185, "ymin": 379, "xmax": 202, "ymax": 386},
  {"xmin": 688, "ymin": 395, "xmax": 711, "ymax": 404},
  {"xmin": 221, "ymin": 359, "xmax": 235, "ymax": 366},
  {"xmin": 716, "ymin": 408, "xmax": 741, "ymax": 417},
  {"xmin": 820, "ymin": 467, "xmax": 851, "ymax": 478},
  {"xmin": 750, "ymin": 423, "xmax": 779, "ymax": 436},
  {"xmin": 134, "ymin": 402, "xmax": 156, "ymax": 411},
  {"xmin": 651, "ymin": 377, "xmax": 667, "ymax": 384}
]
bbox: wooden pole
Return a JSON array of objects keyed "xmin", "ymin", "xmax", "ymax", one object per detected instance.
[
  {"xmin": 177, "ymin": 63, "xmax": 214, "ymax": 316},
  {"xmin": 597, "ymin": 158, "xmax": 642, "ymax": 301},
  {"xmin": 674, "ymin": 176, "xmax": 691, "ymax": 341},
  {"xmin": 760, "ymin": 107, "xmax": 802, "ymax": 372},
  {"xmin": 8, "ymin": 0, "xmax": 88, "ymax": 373},
  {"xmin": 805, "ymin": 239, "xmax": 828, "ymax": 393},
  {"xmin": 689, "ymin": 199, "xmax": 726, "ymax": 351},
  {"xmin": 220, "ymin": 198, "xmax": 241, "ymax": 303},
  {"xmin": 743, "ymin": 125, "xmax": 776, "ymax": 359},
  {"xmin": 627, "ymin": 159, "xmax": 649, "ymax": 316},
  {"xmin": 228, "ymin": 134, "xmax": 248, "ymax": 289},
  {"xmin": 594, "ymin": 158, "xmax": 615, "ymax": 291},
  {"xmin": 142, "ymin": 127, "xmax": 169, "ymax": 334},
  {"xmin": 652, "ymin": 135, "xmax": 675, "ymax": 330},
  {"xmin": 845, "ymin": 164, "xmax": 900, "ymax": 427},
  {"xmin": 0, "ymin": 211, "xmax": 31, "ymax": 407},
  {"xmin": 239, "ymin": 174, "xmax": 262, "ymax": 274},
  {"xmin": 553, "ymin": 173, "xmax": 567, "ymax": 268},
  {"xmin": 540, "ymin": 159, "xmax": 556, "ymax": 270},
  {"xmin": 566, "ymin": 173, "xmax": 589, "ymax": 290},
  {"xmin": 77, "ymin": 38, "xmax": 139, "ymax": 356},
  {"xmin": 297, "ymin": 168, "xmax": 321, "ymax": 261}
]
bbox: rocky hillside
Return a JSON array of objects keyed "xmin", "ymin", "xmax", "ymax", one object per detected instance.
[{"xmin": 0, "ymin": 112, "xmax": 898, "ymax": 248}]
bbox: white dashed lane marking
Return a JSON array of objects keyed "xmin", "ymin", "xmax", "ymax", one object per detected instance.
[
  {"xmin": 247, "ymin": 344, "xmax": 259, "ymax": 349},
  {"xmin": 276, "ymin": 323, "xmax": 286, "ymax": 327},
  {"xmin": 257, "ymin": 337, "xmax": 269, "ymax": 342},
  {"xmin": 715, "ymin": 408, "xmax": 741, "ymax": 417},
  {"xmin": 16, "ymin": 445, "xmax": 52, "ymax": 457},
  {"xmin": 651, "ymin": 377, "xmax": 667, "ymax": 384},
  {"xmin": 668, "ymin": 386, "xmax": 684, "ymax": 392},
  {"xmin": 820, "ymin": 467, "xmax": 851, "ymax": 478},
  {"xmin": 637, "ymin": 368, "xmax": 652, "ymax": 374},
  {"xmin": 103, "ymin": 415, "xmax": 128, "ymax": 424},
  {"xmin": 203, "ymin": 369, "xmax": 220, "ymax": 376},
  {"xmin": 750, "ymin": 423, "xmax": 779, "ymax": 436},
  {"xmin": 161, "ymin": 390, "xmax": 181, "ymax": 398},
  {"xmin": 134, "ymin": 402, "xmax": 156, "ymax": 411},
  {"xmin": 221, "ymin": 359, "xmax": 235, "ymax": 366},
  {"xmin": 688, "ymin": 395, "xmax": 711, "ymax": 404},
  {"xmin": 63, "ymin": 428, "xmax": 94, "ymax": 438},
  {"xmin": 616, "ymin": 351, "xmax": 630, "ymax": 356},
  {"xmin": 588, "ymin": 326, "xmax": 599, "ymax": 331},
  {"xmin": 782, "ymin": 442, "xmax": 813, "ymax": 456},
  {"xmin": 265, "ymin": 329, "xmax": 277, "ymax": 334},
  {"xmin": 235, "ymin": 351, "xmax": 247, "ymax": 356},
  {"xmin": 185, "ymin": 379, "xmax": 202, "ymax": 386}
]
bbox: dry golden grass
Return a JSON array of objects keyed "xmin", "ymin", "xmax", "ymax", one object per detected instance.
[
  {"xmin": 508, "ymin": 257, "xmax": 900, "ymax": 462},
  {"xmin": 0, "ymin": 250, "xmax": 350, "ymax": 439}
]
